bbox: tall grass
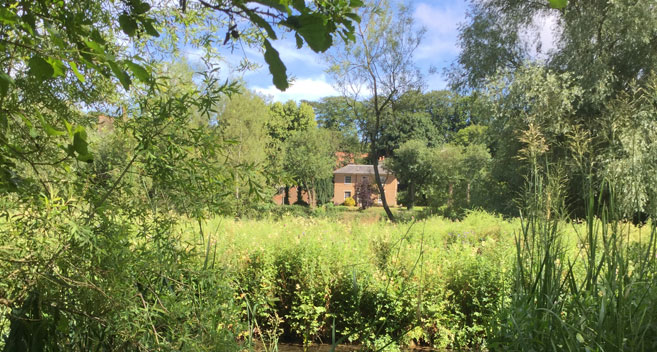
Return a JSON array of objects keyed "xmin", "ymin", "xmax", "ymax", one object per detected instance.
[
  {"xmin": 491, "ymin": 138, "xmax": 657, "ymax": 350},
  {"xmin": 177, "ymin": 211, "xmax": 516, "ymax": 350}
]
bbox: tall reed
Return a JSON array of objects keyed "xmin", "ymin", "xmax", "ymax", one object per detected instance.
[{"xmin": 491, "ymin": 127, "xmax": 657, "ymax": 351}]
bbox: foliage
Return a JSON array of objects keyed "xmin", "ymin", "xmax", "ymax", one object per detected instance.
[
  {"xmin": 190, "ymin": 211, "xmax": 516, "ymax": 350},
  {"xmin": 266, "ymin": 100, "xmax": 319, "ymax": 192},
  {"xmin": 284, "ymin": 129, "xmax": 337, "ymax": 206},
  {"xmin": 327, "ymin": 0, "xmax": 425, "ymax": 221},
  {"xmin": 343, "ymin": 196, "xmax": 356, "ymax": 207},
  {"xmin": 388, "ymin": 140, "xmax": 431, "ymax": 209},
  {"xmin": 216, "ymin": 88, "xmax": 272, "ymax": 208},
  {"xmin": 0, "ymin": 0, "xmax": 361, "ymax": 349},
  {"xmin": 315, "ymin": 177, "xmax": 335, "ymax": 205},
  {"xmin": 490, "ymin": 154, "xmax": 657, "ymax": 351},
  {"xmin": 454, "ymin": 124, "xmax": 489, "ymax": 147},
  {"xmin": 355, "ymin": 177, "xmax": 377, "ymax": 209},
  {"xmin": 453, "ymin": 0, "xmax": 657, "ymax": 218}
]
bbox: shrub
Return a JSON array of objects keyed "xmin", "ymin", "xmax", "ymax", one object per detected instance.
[
  {"xmin": 355, "ymin": 178, "xmax": 377, "ymax": 209},
  {"xmin": 343, "ymin": 197, "xmax": 356, "ymax": 207}
]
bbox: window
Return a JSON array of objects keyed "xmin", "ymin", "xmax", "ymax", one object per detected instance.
[
  {"xmin": 344, "ymin": 175, "xmax": 352, "ymax": 184},
  {"xmin": 344, "ymin": 191, "xmax": 352, "ymax": 200}
]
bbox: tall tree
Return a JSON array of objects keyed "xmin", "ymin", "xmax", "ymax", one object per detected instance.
[
  {"xmin": 453, "ymin": 0, "xmax": 657, "ymax": 124},
  {"xmin": 307, "ymin": 96, "xmax": 363, "ymax": 155},
  {"xmin": 217, "ymin": 89, "xmax": 272, "ymax": 205},
  {"xmin": 284, "ymin": 129, "xmax": 337, "ymax": 206},
  {"xmin": 388, "ymin": 140, "xmax": 431, "ymax": 209},
  {"xmin": 0, "ymin": 0, "xmax": 361, "ymax": 348},
  {"xmin": 327, "ymin": 0, "xmax": 424, "ymax": 220},
  {"xmin": 266, "ymin": 100, "xmax": 317, "ymax": 203}
]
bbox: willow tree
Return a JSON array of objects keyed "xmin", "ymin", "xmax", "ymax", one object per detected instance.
[
  {"xmin": 327, "ymin": 0, "xmax": 424, "ymax": 220},
  {"xmin": 0, "ymin": 0, "xmax": 361, "ymax": 349}
]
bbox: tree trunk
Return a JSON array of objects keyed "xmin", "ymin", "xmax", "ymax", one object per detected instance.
[
  {"xmin": 407, "ymin": 181, "xmax": 415, "ymax": 210},
  {"xmin": 466, "ymin": 182, "xmax": 471, "ymax": 205},
  {"xmin": 373, "ymin": 157, "xmax": 394, "ymax": 221},
  {"xmin": 448, "ymin": 183, "xmax": 454, "ymax": 207},
  {"xmin": 284, "ymin": 185, "xmax": 290, "ymax": 205}
]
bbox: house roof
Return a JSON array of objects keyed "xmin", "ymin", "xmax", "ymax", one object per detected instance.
[{"xmin": 333, "ymin": 164, "xmax": 392, "ymax": 175}]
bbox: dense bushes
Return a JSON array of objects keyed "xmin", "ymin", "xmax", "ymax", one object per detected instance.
[{"xmin": 198, "ymin": 211, "xmax": 515, "ymax": 350}]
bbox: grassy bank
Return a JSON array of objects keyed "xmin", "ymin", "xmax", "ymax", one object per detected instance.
[
  {"xmin": 175, "ymin": 206, "xmax": 657, "ymax": 351},
  {"xmin": 180, "ymin": 210, "xmax": 516, "ymax": 350}
]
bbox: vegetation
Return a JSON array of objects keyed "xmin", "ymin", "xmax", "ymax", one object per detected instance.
[
  {"xmin": 327, "ymin": 0, "xmax": 425, "ymax": 221},
  {"xmin": 2, "ymin": 0, "xmax": 657, "ymax": 350},
  {"xmin": 183, "ymin": 210, "xmax": 517, "ymax": 350}
]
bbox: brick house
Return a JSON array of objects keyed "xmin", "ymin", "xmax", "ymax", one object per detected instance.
[
  {"xmin": 272, "ymin": 186, "xmax": 312, "ymax": 205},
  {"xmin": 332, "ymin": 164, "xmax": 398, "ymax": 206}
]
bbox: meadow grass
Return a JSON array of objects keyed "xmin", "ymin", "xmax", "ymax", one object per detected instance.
[{"xmin": 173, "ymin": 208, "xmax": 653, "ymax": 350}]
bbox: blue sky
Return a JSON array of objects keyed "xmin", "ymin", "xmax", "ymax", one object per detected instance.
[{"xmin": 187, "ymin": 0, "xmax": 469, "ymax": 102}]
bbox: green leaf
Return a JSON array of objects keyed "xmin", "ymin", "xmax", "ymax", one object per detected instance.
[
  {"xmin": 47, "ymin": 58, "xmax": 66, "ymax": 77},
  {"xmin": 0, "ymin": 8, "xmax": 18, "ymax": 25},
  {"xmin": 21, "ymin": 13, "xmax": 36, "ymax": 35},
  {"xmin": 350, "ymin": 0, "xmax": 364, "ymax": 7},
  {"xmin": 72, "ymin": 127, "xmax": 93, "ymax": 161},
  {"xmin": 0, "ymin": 72, "xmax": 12, "ymax": 96},
  {"xmin": 63, "ymin": 144, "xmax": 75, "ymax": 157},
  {"xmin": 576, "ymin": 332, "xmax": 585, "ymax": 344},
  {"xmin": 76, "ymin": 152, "xmax": 93, "ymax": 162},
  {"xmin": 108, "ymin": 61, "xmax": 132, "ymax": 90},
  {"xmin": 143, "ymin": 20, "xmax": 159, "ymax": 37},
  {"xmin": 240, "ymin": 6, "xmax": 277, "ymax": 39},
  {"xmin": 295, "ymin": 33, "xmax": 303, "ymax": 49},
  {"xmin": 118, "ymin": 13, "xmax": 138, "ymax": 37},
  {"xmin": 549, "ymin": 0, "xmax": 567, "ymax": 9},
  {"xmin": 64, "ymin": 120, "xmax": 73, "ymax": 135},
  {"xmin": 84, "ymin": 40, "xmax": 105, "ymax": 56},
  {"xmin": 263, "ymin": 39, "xmax": 289, "ymax": 91},
  {"xmin": 39, "ymin": 115, "xmax": 66, "ymax": 136},
  {"xmin": 289, "ymin": 13, "xmax": 332, "ymax": 52},
  {"xmin": 69, "ymin": 62, "xmax": 85, "ymax": 83},
  {"xmin": 291, "ymin": 0, "xmax": 306, "ymax": 12},
  {"xmin": 132, "ymin": 1, "xmax": 151, "ymax": 14},
  {"xmin": 28, "ymin": 56, "xmax": 54, "ymax": 81},
  {"xmin": 125, "ymin": 61, "xmax": 150, "ymax": 84}
]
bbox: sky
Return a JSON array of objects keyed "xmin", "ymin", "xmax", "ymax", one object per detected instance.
[{"xmin": 186, "ymin": 0, "xmax": 470, "ymax": 103}]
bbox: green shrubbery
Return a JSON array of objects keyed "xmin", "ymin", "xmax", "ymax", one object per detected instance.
[{"xmin": 188, "ymin": 211, "xmax": 516, "ymax": 350}]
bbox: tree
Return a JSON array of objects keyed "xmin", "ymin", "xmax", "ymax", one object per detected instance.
[
  {"xmin": 267, "ymin": 100, "xmax": 318, "ymax": 203},
  {"xmin": 307, "ymin": 96, "xmax": 363, "ymax": 155},
  {"xmin": 388, "ymin": 140, "xmax": 431, "ymax": 210},
  {"xmin": 216, "ymin": 89, "xmax": 272, "ymax": 207},
  {"xmin": 461, "ymin": 143, "xmax": 492, "ymax": 206},
  {"xmin": 0, "ymin": 0, "xmax": 360, "ymax": 348},
  {"xmin": 453, "ymin": 0, "xmax": 657, "ymax": 216},
  {"xmin": 426, "ymin": 144, "xmax": 465, "ymax": 209},
  {"xmin": 327, "ymin": 0, "xmax": 424, "ymax": 221},
  {"xmin": 377, "ymin": 93, "xmax": 440, "ymax": 157},
  {"xmin": 454, "ymin": 0, "xmax": 657, "ymax": 93},
  {"xmin": 308, "ymin": 96, "xmax": 358, "ymax": 135},
  {"xmin": 284, "ymin": 129, "xmax": 337, "ymax": 206},
  {"xmin": 355, "ymin": 177, "xmax": 377, "ymax": 209},
  {"xmin": 454, "ymin": 124, "xmax": 489, "ymax": 148}
]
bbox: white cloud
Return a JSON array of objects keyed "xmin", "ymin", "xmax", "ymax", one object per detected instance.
[
  {"xmin": 253, "ymin": 75, "xmax": 339, "ymax": 102},
  {"xmin": 413, "ymin": 2, "xmax": 465, "ymax": 60},
  {"xmin": 273, "ymin": 40, "xmax": 323, "ymax": 67}
]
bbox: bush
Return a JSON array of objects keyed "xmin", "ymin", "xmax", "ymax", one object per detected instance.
[{"xmin": 343, "ymin": 197, "xmax": 356, "ymax": 207}]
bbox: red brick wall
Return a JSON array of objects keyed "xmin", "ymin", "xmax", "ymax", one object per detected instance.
[{"xmin": 272, "ymin": 186, "xmax": 312, "ymax": 205}]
